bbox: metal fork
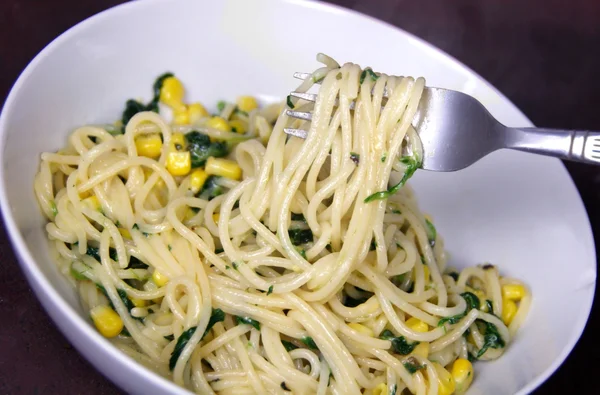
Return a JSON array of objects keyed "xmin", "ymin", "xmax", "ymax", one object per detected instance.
[{"xmin": 284, "ymin": 72, "xmax": 600, "ymax": 171}]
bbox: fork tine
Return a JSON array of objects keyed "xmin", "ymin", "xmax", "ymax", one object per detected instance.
[
  {"xmin": 290, "ymin": 92, "xmax": 318, "ymax": 102},
  {"xmin": 293, "ymin": 72, "xmax": 311, "ymax": 81},
  {"xmin": 283, "ymin": 128, "xmax": 309, "ymax": 139},
  {"xmin": 286, "ymin": 110, "xmax": 313, "ymax": 121}
]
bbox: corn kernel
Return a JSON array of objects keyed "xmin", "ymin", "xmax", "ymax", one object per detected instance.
[
  {"xmin": 348, "ymin": 323, "xmax": 374, "ymax": 337},
  {"xmin": 160, "ymin": 76, "xmax": 185, "ymax": 108},
  {"xmin": 213, "ymin": 213, "xmax": 220, "ymax": 222},
  {"xmin": 411, "ymin": 342, "xmax": 430, "ymax": 359},
  {"xmin": 167, "ymin": 151, "xmax": 191, "ymax": 176},
  {"xmin": 206, "ymin": 116, "xmax": 231, "ymax": 132},
  {"xmin": 502, "ymin": 284, "xmax": 525, "ymax": 301},
  {"xmin": 502, "ymin": 299, "xmax": 518, "ymax": 325},
  {"xmin": 236, "ymin": 96, "xmax": 259, "ymax": 112},
  {"xmin": 173, "ymin": 107, "xmax": 190, "ymax": 125},
  {"xmin": 171, "ymin": 132, "xmax": 186, "ymax": 151},
  {"xmin": 372, "ymin": 383, "xmax": 388, "ymax": 395},
  {"xmin": 188, "ymin": 102, "xmax": 209, "ymax": 123},
  {"xmin": 119, "ymin": 228, "xmax": 131, "ymax": 239},
  {"xmin": 90, "ymin": 305, "xmax": 123, "ymax": 338},
  {"xmin": 82, "ymin": 195, "xmax": 101, "ymax": 211},
  {"xmin": 189, "ymin": 169, "xmax": 209, "ymax": 194},
  {"xmin": 229, "ymin": 119, "xmax": 247, "ymax": 134},
  {"xmin": 131, "ymin": 298, "xmax": 147, "ymax": 308},
  {"xmin": 406, "ymin": 317, "xmax": 429, "ymax": 333},
  {"xmin": 432, "ymin": 362, "xmax": 456, "ymax": 395},
  {"xmin": 135, "ymin": 133, "xmax": 163, "ymax": 158},
  {"xmin": 451, "ymin": 358, "xmax": 474, "ymax": 394},
  {"xmin": 152, "ymin": 270, "xmax": 169, "ymax": 287},
  {"xmin": 205, "ymin": 157, "xmax": 242, "ymax": 180},
  {"xmin": 184, "ymin": 208, "xmax": 197, "ymax": 221}
]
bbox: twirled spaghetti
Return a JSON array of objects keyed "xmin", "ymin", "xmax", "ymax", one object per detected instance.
[{"xmin": 34, "ymin": 53, "xmax": 530, "ymax": 395}]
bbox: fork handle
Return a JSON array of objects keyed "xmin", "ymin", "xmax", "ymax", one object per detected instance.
[{"xmin": 505, "ymin": 127, "xmax": 600, "ymax": 164}]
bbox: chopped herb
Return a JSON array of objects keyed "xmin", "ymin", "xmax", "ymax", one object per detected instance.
[
  {"xmin": 336, "ymin": 72, "xmax": 342, "ymax": 80},
  {"xmin": 359, "ymin": 68, "xmax": 379, "ymax": 84},
  {"xmin": 468, "ymin": 352, "xmax": 478, "ymax": 362},
  {"xmin": 350, "ymin": 152, "xmax": 360, "ymax": 165},
  {"xmin": 282, "ymin": 340, "xmax": 298, "ymax": 352},
  {"xmin": 448, "ymin": 272, "xmax": 459, "ymax": 281},
  {"xmin": 70, "ymin": 261, "xmax": 91, "ymax": 281},
  {"xmin": 313, "ymin": 75, "xmax": 325, "ymax": 83},
  {"xmin": 235, "ymin": 316, "xmax": 261, "ymax": 330},
  {"xmin": 217, "ymin": 100, "xmax": 226, "ymax": 112},
  {"xmin": 185, "ymin": 131, "xmax": 228, "ymax": 168},
  {"xmin": 168, "ymin": 245, "xmax": 172, "ymax": 251},
  {"xmin": 121, "ymin": 100, "xmax": 157, "ymax": 131},
  {"xmin": 437, "ymin": 292, "xmax": 480, "ymax": 327},
  {"xmin": 291, "ymin": 212, "xmax": 306, "ymax": 222},
  {"xmin": 379, "ymin": 330, "xmax": 419, "ymax": 355},
  {"xmin": 296, "ymin": 248, "xmax": 307, "ymax": 260},
  {"xmin": 164, "ymin": 334, "xmax": 175, "ymax": 341},
  {"xmin": 476, "ymin": 320, "xmax": 505, "ymax": 358},
  {"xmin": 126, "ymin": 256, "xmax": 148, "ymax": 270},
  {"xmin": 85, "ymin": 246, "xmax": 119, "ymax": 262},
  {"xmin": 486, "ymin": 300, "xmax": 494, "ymax": 314},
  {"xmin": 169, "ymin": 327, "xmax": 196, "ymax": 370},
  {"xmin": 215, "ymin": 248, "xmax": 224, "ymax": 254},
  {"xmin": 50, "ymin": 201, "xmax": 58, "ymax": 217},
  {"xmin": 286, "ymin": 95, "xmax": 294, "ymax": 109},
  {"xmin": 225, "ymin": 265, "xmax": 230, "ymax": 270},
  {"xmin": 132, "ymin": 223, "xmax": 139, "ymax": 230},
  {"xmin": 403, "ymin": 357, "xmax": 426, "ymax": 374},
  {"xmin": 281, "ymin": 382, "xmax": 290, "ymax": 391},
  {"xmin": 267, "ymin": 285, "xmax": 274, "ymax": 296},
  {"xmin": 425, "ymin": 218, "xmax": 437, "ymax": 247},
  {"xmin": 370, "ymin": 239, "xmax": 377, "ymax": 251},
  {"xmin": 232, "ymin": 261, "xmax": 240, "ymax": 270},
  {"xmin": 301, "ymin": 336, "xmax": 318, "ymax": 350},
  {"xmin": 420, "ymin": 255, "xmax": 426, "ymax": 265},
  {"xmin": 199, "ymin": 176, "xmax": 225, "ymax": 201},
  {"xmin": 392, "ymin": 209, "xmax": 402, "ymax": 214},
  {"xmin": 390, "ymin": 384, "xmax": 398, "ymax": 395},
  {"xmin": 381, "ymin": 153, "xmax": 387, "ymax": 162},
  {"xmin": 364, "ymin": 156, "xmax": 420, "ymax": 203},
  {"xmin": 288, "ymin": 228, "xmax": 313, "ymax": 245}
]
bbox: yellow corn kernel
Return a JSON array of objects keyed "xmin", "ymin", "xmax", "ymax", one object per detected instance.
[
  {"xmin": 90, "ymin": 305, "xmax": 123, "ymax": 338},
  {"xmin": 119, "ymin": 228, "xmax": 131, "ymax": 239},
  {"xmin": 205, "ymin": 157, "xmax": 242, "ymax": 180},
  {"xmin": 451, "ymin": 358, "xmax": 474, "ymax": 394},
  {"xmin": 229, "ymin": 119, "xmax": 247, "ymax": 134},
  {"xmin": 131, "ymin": 297, "xmax": 147, "ymax": 308},
  {"xmin": 432, "ymin": 362, "xmax": 456, "ymax": 395},
  {"xmin": 166, "ymin": 151, "xmax": 191, "ymax": 176},
  {"xmin": 171, "ymin": 132, "xmax": 186, "ymax": 151},
  {"xmin": 213, "ymin": 213, "xmax": 220, "ymax": 222},
  {"xmin": 82, "ymin": 195, "xmax": 101, "ymax": 211},
  {"xmin": 135, "ymin": 133, "xmax": 163, "ymax": 158},
  {"xmin": 502, "ymin": 284, "xmax": 526, "ymax": 301},
  {"xmin": 188, "ymin": 102, "xmax": 209, "ymax": 123},
  {"xmin": 372, "ymin": 383, "xmax": 388, "ymax": 395},
  {"xmin": 236, "ymin": 96, "xmax": 259, "ymax": 113},
  {"xmin": 406, "ymin": 317, "xmax": 429, "ymax": 333},
  {"xmin": 173, "ymin": 107, "xmax": 190, "ymax": 125},
  {"xmin": 184, "ymin": 208, "xmax": 197, "ymax": 221},
  {"xmin": 502, "ymin": 299, "xmax": 518, "ymax": 325},
  {"xmin": 206, "ymin": 116, "xmax": 231, "ymax": 132},
  {"xmin": 348, "ymin": 323, "xmax": 374, "ymax": 337},
  {"xmin": 152, "ymin": 270, "xmax": 169, "ymax": 287},
  {"xmin": 411, "ymin": 342, "xmax": 430, "ymax": 359},
  {"xmin": 160, "ymin": 76, "xmax": 185, "ymax": 108},
  {"xmin": 189, "ymin": 169, "xmax": 208, "ymax": 194}
]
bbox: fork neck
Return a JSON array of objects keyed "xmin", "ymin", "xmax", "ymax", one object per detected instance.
[{"xmin": 504, "ymin": 127, "xmax": 584, "ymax": 161}]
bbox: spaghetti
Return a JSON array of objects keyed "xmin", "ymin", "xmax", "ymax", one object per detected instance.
[{"xmin": 34, "ymin": 53, "xmax": 530, "ymax": 395}]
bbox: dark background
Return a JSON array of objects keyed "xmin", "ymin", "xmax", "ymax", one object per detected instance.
[{"xmin": 1, "ymin": 0, "xmax": 598, "ymax": 393}]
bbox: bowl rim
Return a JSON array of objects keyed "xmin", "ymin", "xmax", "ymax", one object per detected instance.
[{"xmin": 0, "ymin": 0, "xmax": 595, "ymax": 394}]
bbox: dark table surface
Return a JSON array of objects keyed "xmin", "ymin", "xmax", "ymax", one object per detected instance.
[{"xmin": 1, "ymin": 0, "xmax": 599, "ymax": 394}]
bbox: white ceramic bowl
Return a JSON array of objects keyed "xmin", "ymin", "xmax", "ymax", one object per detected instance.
[{"xmin": 0, "ymin": 0, "xmax": 595, "ymax": 394}]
